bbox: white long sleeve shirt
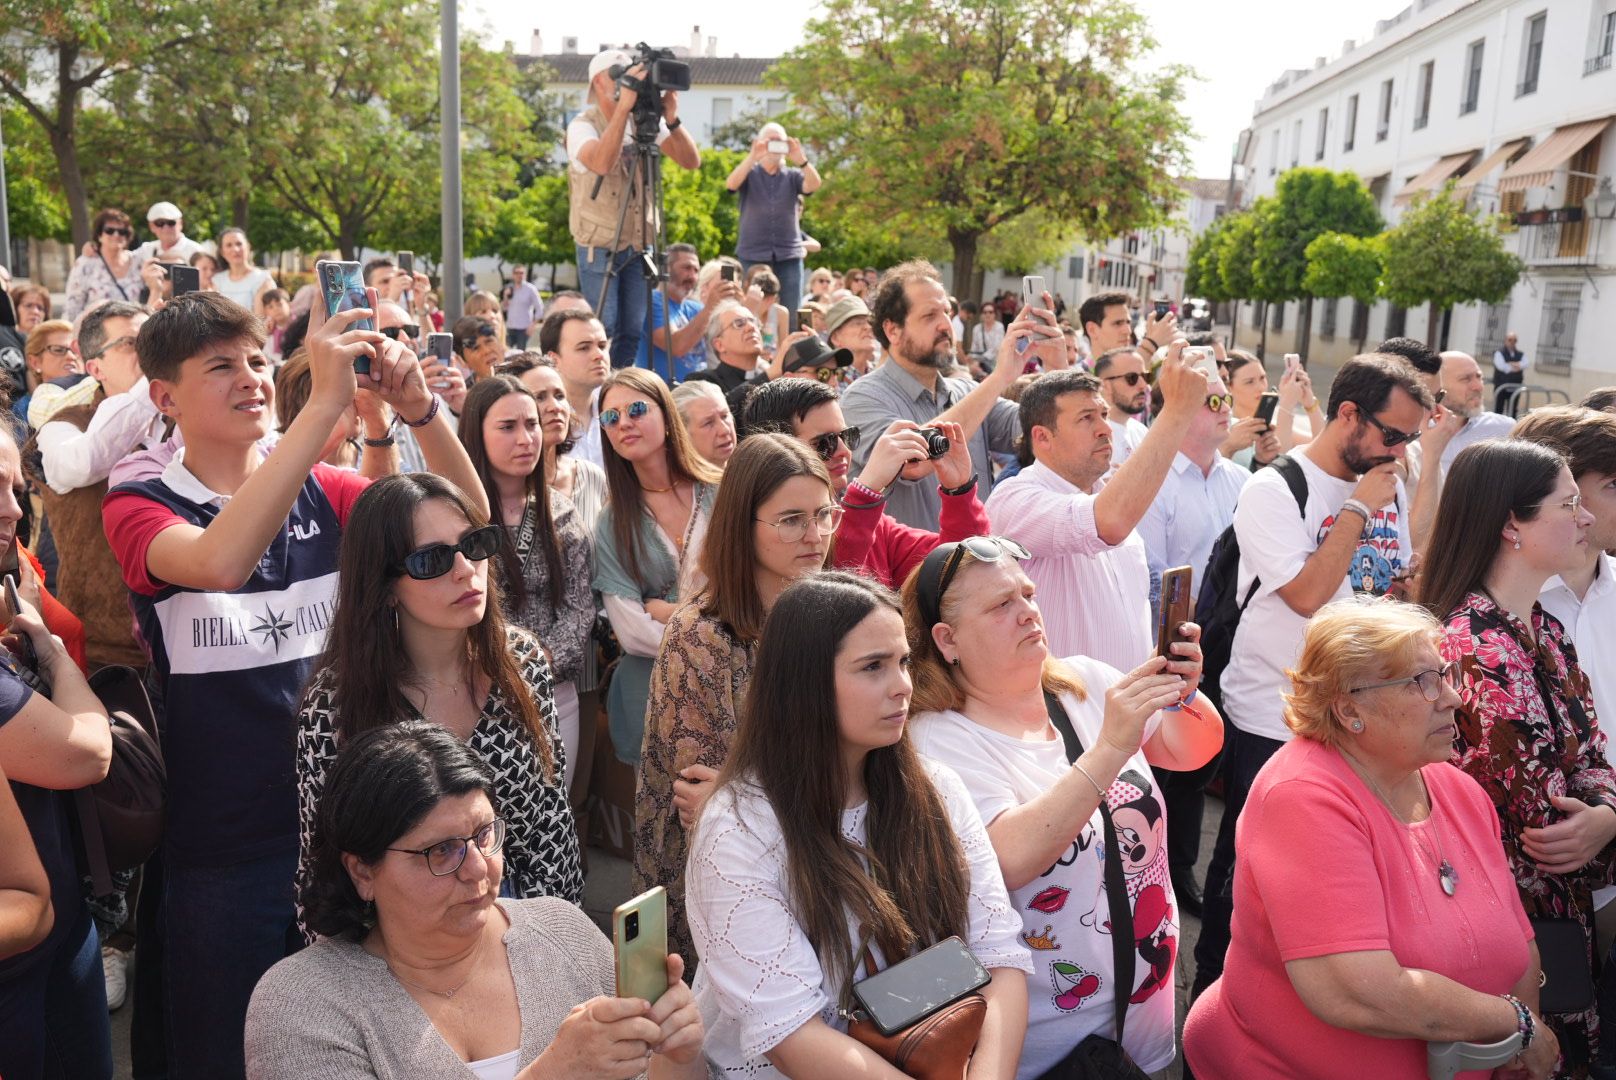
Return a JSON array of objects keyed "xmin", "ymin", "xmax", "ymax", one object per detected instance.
[{"xmin": 37, "ymin": 376, "xmax": 167, "ymax": 495}]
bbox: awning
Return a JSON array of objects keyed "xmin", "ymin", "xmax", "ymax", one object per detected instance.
[
  {"xmin": 1394, "ymin": 151, "xmax": 1479, "ymax": 203},
  {"xmin": 1498, "ymin": 117, "xmax": 1613, "ymax": 192},
  {"xmin": 1453, "ymin": 138, "xmax": 1530, "ymax": 197}
]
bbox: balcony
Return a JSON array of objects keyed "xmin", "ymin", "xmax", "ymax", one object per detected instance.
[
  {"xmin": 1589, "ymin": 53, "xmax": 1614, "ymax": 76},
  {"xmin": 1513, "ymin": 206, "xmax": 1608, "ymax": 266}
]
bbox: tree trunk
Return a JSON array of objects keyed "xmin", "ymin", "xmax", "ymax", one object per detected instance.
[
  {"xmin": 52, "ymin": 46, "xmax": 91, "ymax": 250},
  {"xmin": 1296, "ymin": 296, "xmax": 1313, "ymax": 362},
  {"xmin": 233, "ymin": 194, "xmax": 251, "ymax": 231},
  {"xmin": 1228, "ymin": 301, "xmax": 1239, "ymax": 348},
  {"xmin": 948, "ymin": 229, "xmax": 979, "ymax": 306},
  {"xmin": 1425, "ymin": 304, "xmax": 1441, "ymax": 349},
  {"xmin": 1438, "ymin": 306, "xmax": 1452, "ymax": 350},
  {"xmin": 1259, "ymin": 301, "xmax": 1269, "ymax": 360}
]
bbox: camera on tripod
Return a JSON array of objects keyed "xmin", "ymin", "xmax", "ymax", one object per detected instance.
[{"xmin": 610, "ymin": 43, "xmax": 692, "ymax": 142}]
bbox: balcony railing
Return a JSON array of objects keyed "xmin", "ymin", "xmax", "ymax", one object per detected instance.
[
  {"xmin": 1588, "ymin": 53, "xmax": 1614, "ymax": 76},
  {"xmin": 1513, "ymin": 207, "xmax": 1607, "ymax": 265}
]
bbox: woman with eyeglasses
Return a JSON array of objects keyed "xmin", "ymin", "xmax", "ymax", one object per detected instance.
[
  {"xmin": 670, "ymin": 380, "xmax": 738, "ymax": 468},
  {"xmin": 63, "ymin": 209, "xmax": 146, "ymax": 322},
  {"xmin": 17, "ymin": 319, "xmax": 85, "ymax": 426},
  {"xmin": 459, "ymin": 376, "xmax": 595, "ymax": 792},
  {"xmin": 1423, "ymin": 438, "xmax": 1613, "ymax": 1075},
  {"xmin": 593, "ymin": 368, "xmax": 722, "ymax": 767},
  {"xmin": 252, "ymin": 721, "xmax": 706, "ymax": 1080},
  {"xmin": 633, "ymin": 434, "xmax": 836, "ymax": 965},
  {"xmin": 1184, "ymin": 598, "xmax": 1554, "ymax": 1080},
  {"xmin": 215, "ymin": 228, "xmax": 275, "ymax": 315},
  {"xmin": 294, "ymin": 474, "xmax": 583, "ymax": 943},
  {"xmin": 902, "ymin": 536, "xmax": 1222, "ymax": 1077}
]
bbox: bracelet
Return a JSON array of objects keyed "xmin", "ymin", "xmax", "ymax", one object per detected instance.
[
  {"xmin": 1302, "ymin": 398, "xmax": 1320, "ymax": 411},
  {"xmin": 1501, "ymin": 993, "xmax": 1535, "ymax": 1050},
  {"xmin": 362, "ymin": 434, "xmax": 396, "ymax": 448},
  {"xmin": 1072, "ymin": 760, "xmax": 1105, "ymax": 799},
  {"xmin": 666, "ymin": 117, "xmax": 682, "ymax": 132},
  {"xmin": 400, "ymin": 394, "xmax": 441, "ymax": 429},
  {"xmin": 1164, "ymin": 687, "xmax": 1200, "ymax": 712},
  {"xmin": 845, "ymin": 479, "xmax": 887, "ymax": 506},
  {"xmin": 939, "ymin": 473, "xmax": 978, "ymax": 497},
  {"xmin": 1139, "ymin": 337, "xmax": 1160, "ymax": 354},
  {"xmin": 1339, "ymin": 498, "xmax": 1372, "ymax": 526}
]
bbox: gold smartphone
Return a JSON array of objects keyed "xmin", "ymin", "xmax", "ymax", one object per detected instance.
[{"xmin": 612, "ymin": 886, "xmax": 669, "ymax": 1005}]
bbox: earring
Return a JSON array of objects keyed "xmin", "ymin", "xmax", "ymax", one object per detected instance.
[
  {"xmin": 1512, "ymin": 535, "xmax": 1522, "ymax": 551},
  {"xmin": 392, "ymin": 607, "xmax": 399, "ymax": 633},
  {"xmin": 1350, "ymin": 719, "xmax": 1364, "ymax": 732},
  {"xmin": 949, "ymin": 656, "xmax": 960, "ymax": 666}
]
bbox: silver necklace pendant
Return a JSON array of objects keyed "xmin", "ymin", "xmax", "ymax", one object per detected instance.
[{"xmin": 1439, "ymin": 860, "xmax": 1459, "ymax": 897}]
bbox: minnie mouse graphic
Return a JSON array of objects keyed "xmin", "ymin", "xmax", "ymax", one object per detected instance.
[{"xmin": 1079, "ymin": 770, "xmax": 1177, "ymax": 1005}]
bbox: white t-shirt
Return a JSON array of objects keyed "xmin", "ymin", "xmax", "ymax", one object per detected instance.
[
  {"xmin": 1106, "ymin": 416, "xmax": 1148, "ymax": 471},
  {"xmin": 1221, "ymin": 452, "xmax": 1411, "ymax": 743},
  {"xmin": 133, "ymin": 236, "xmax": 202, "ymax": 263},
  {"xmin": 686, "ymin": 761, "xmax": 1032, "ymax": 1078},
  {"xmin": 214, "ymin": 267, "xmax": 272, "ymax": 311},
  {"xmin": 911, "ymin": 656, "xmax": 1177, "ymax": 1078},
  {"xmin": 566, "ymin": 113, "xmax": 671, "ymax": 174}
]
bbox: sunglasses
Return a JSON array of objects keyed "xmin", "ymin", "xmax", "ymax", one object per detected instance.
[
  {"xmin": 395, "ymin": 524, "xmax": 501, "ymax": 580},
  {"xmin": 1349, "ymin": 660, "xmax": 1458, "ymax": 702},
  {"xmin": 796, "ymin": 364, "xmax": 841, "ymax": 384},
  {"xmin": 916, "ymin": 535, "xmax": 1032, "ymax": 630},
  {"xmin": 1102, "ymin": 372, "xmax": 1147, "ymax": 387},
  {"xmin": 101, "ymin": 227, "xmax": 133, "ymax": 239},
  {"xmin": 1353, "ymin": 404, "xmax": 1421, "ymax": 447},
  {"xmin": 380, "ymin": 325, "xmax": 421, "ymax": 341},
  {"xmin": 808, "ymin": 426, "xmax": 859, "ymax": 461},
  {"xmin": 600, "ymin": 399, "xmax": 651, "ymax": 428},
  {"xmin": 150, "ymin": 219, "xmax": 178, "ymax": 228},
  {"xmin": 1205, "ymin": 394, "xmax": 1234, "ymax": 411}
]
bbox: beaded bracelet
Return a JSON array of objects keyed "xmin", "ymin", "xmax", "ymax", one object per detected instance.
[
  {"xmin": 1501, "ymin": 993, "xmax": 1535, "ymax": 1050},
  {"xmin": 401, "ymin": 394, "xmax": 442, "ymax": 429}
]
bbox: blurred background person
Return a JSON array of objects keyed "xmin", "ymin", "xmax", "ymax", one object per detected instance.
[{"xmin": 727, "ymin": 122, "xmax": 820, "ymax": 320}]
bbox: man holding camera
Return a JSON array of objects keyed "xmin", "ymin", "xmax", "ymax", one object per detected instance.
[{"xmin": 567, "ymin": 48, "xmax": 700, "ymax": 370}]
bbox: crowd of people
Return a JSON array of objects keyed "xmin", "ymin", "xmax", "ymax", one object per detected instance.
[{"xmin": 0, "ymin": 42, "xmax": 1612, "ymax": 1080}]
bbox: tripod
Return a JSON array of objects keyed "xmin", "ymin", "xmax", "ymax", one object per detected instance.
[{"xmin": 592, "ymin": 121, "xmax": 676, "ymax": 385}]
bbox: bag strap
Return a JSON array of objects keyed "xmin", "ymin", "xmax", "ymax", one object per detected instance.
[
  {"xmin": 1043, "ymin": 690, "xmax": 1135, "ymax": 1045},
  {"xmin": 513, "ymin": 495, "xmax": 539, "ymax": 572},
  {"xmin": 98, "ymin": 251, "xmax": 132, "ymax": 302}
]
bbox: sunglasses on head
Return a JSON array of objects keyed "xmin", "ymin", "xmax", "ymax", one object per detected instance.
[
  {"xmin": 600, "ymin": 399, "xmax": 651, "ymax": 428},
  {"xmin": 1353, "ymin": 403, "xmax": 1421, "ymax": 447},
  {"xmin": 916, "ymin": 536, "xmax": 1032, "ymax": 630},
  {"xmin": 395, "ymin": 524, "xmax": 501, "ymax": 580},
  {"xmin": 150, "ymin": 219, "xmax": 178, "ymax": 228},
  {"xmin": 808, "ymin": 426, "xmax": 859, "ymax": 460},
  {"xmin": 101, "ymin": 227, "xmax": 132, "ymax": 238},
  {"xmin": 1102, "ymin": 372, "xmax": 1147, "ymax": 387},
  {"xmin": 380, "ymin": 325, "xmax": 421, "ymax": 341}
]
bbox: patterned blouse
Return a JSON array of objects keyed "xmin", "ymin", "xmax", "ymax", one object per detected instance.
[
  {"xmin": 503, "ymin": 490, "xmax": 595, "ymax": 683},
  {"xmin": 295, "ymin": 626, "xmax": 583, "ymax": 940},
  {"xmin": 64, "ymin": 250, "xmax": 146, "ymax": 322},
  {"xmin": 1442, "ymin": 589, "xmax": 1616, "ymax": 1074},
  {"xmin": 632, "ymin": 600, "xmax": 756, "ymax": 965}
]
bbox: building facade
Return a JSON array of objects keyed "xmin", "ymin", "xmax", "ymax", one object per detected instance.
[{"xmin": 1234, "ymin": 0, "xmax": 1616, "ymax": 397}]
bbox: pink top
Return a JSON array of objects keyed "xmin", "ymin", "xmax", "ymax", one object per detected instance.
[{"xmin": 1184, "ymin": 738, "xmax": 1533, "ymax": 1080}]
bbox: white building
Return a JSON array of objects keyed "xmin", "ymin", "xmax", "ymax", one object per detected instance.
[{"xmin": 1233, "ymin": 0, "xmax": 1616, "ymax": 397}]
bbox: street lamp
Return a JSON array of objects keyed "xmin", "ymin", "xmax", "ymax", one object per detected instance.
[{"xmin": 1586, "ymin": 177, "xmax": 1616, "ymax": 220}]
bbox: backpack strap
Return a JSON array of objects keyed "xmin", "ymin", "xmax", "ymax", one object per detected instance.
[{"xmin": 1234, "ymin": 455, "xmax": 1310, "ymax": 615}]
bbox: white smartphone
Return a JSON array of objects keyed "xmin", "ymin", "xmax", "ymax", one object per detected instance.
[
  {"xmin": 767, "ymin": 139, "xmax": 789, "ymax": 154},
  {"xmin": 1187, "ymin": 346, "xmax": 1225, "ymax": 393},
  {"xmin": 1021, "ymin": 276, "xmax": 1047, "ymax": 310},
  {"xmin": 1285, "ymin": 352, "xmax": 1303, "ymax": 375}
]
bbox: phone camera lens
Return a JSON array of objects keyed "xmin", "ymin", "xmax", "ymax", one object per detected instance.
[{"xmin": 625, "ymin": 912, "xmax": 639, "ymax": 940}]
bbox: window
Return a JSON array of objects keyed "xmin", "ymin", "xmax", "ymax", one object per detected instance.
[
  {"xmin": 1559, "ymin": 133, "xmax": 1602, "ymax": 257},
  {"xmin": 1271, "ymin": 301, "xmax": 1285, "ymax": 331},
  {"xmin": 765, "ymin": 97, "xmax": 788, "ymax": 117},
  {"xmin": 1270, "ymin": 127, "xmax": 1280, "ymax": 175},
  {"xmin": 1475, "ymin": 301, "xmax": 1511, "ymax": 362},
  {"xmin": 1413, "ymin": 61, "xmax": 1434, "ymax": 129},
  {"xmin": 1537, "ymin": 284, "xmax": 1582, "ymax": 371},
  {"xmin": 1462, "ymin": 40, "xmax": 1485, "ymax": 113},
  {"xmin": 1377, "ymin": 79, "xmax": 1394, "ymax": 141},
  {"xmin": 711, "ymin": 97, "xmax": 733, "ymax": 133},
  {"xmin": 1518, "ymin": 12, "xmax": 1546, "ymax": 96},
  {"xmin": 1290, "ymin": 119, "xmax": 1302, "ymax": 167},
  {"xmin": 1316, "ymin": 108, "xmax": 1329, "ymax": 160},
  {"xmin": 1320, "ymin": 297, "xmax": 1339, "ymax": 339},
  {"xmin": 1385, "ymin": 304, "xmax": 1407, "ymax": 338},
  {"xmin": 1343, "ymin": 95, "xmax": 1359, "ymax": 152},
  {"xmin": 1590, "ymin": 11, "xmax": 1615, "ymax": 75}
]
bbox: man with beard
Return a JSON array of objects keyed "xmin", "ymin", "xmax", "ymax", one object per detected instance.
[
  {"xmin": 1094, "ymin": 345, "xmax": 1151, "ymax": 468},
  {"xmin": 840, "ymin": 260, "xmax": 1049, "ymax": 529},
  {"xmin": 1192, "ymin": 353, "xmax": 1428, "ymax": 999},
  {"xmin": 1437, "ymin": 350, "xmax": 1516, "ymax": 470}
]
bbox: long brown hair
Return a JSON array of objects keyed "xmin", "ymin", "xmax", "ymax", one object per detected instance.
[
  {"xmin": 899, "ymin": 550, "xmax": 1087, "ymax": 715},
  {"xmin": 698, "ymin": 434, "xmax": 833, "ymax": 642},
  {"xmin": 457, "ymin": 375, "xmax": 563, "ymax": 609},
  {"xmin": 599, "ymin": 367, "xmax": 722, "ymax": 586},
  {"xmin": 309, "ymin": 474, "xmax": 556, "ymax": 781},
  {"xmin": 711, "ymin": 571, "xmax": 969, "ymax": 981}
]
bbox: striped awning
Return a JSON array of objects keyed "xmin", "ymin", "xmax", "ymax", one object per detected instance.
[
  {"xmin": 1453, "ymin": 138, "xmax": 1530, "ymax": 197},
  {"xmin": 1498, "ymin": 118, "xmax": 1612, "ymax": 192},
  {"xmin": 1393, "ymin": 151, "xmax": 1479, "ymax": 204}
]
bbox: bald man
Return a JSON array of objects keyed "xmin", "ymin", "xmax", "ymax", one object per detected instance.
[{"xmin": 1438, "ymin": 350, "xmax": 1517, "ymax": 469}]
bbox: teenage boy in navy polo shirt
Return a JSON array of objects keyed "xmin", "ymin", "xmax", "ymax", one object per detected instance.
[{"xmin": 102, "ymin": 291, "xmax": 486, "ymax": 1079}]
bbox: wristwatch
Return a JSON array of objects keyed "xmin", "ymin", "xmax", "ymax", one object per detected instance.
[{"xmin": 666, "ymin": 117, "xmax": 682, "ymax": 133}]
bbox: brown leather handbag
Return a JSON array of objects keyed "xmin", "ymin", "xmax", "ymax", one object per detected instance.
[{"xmin": 841, "ymin": 937, "xmax": 989, "ymax": 1080}]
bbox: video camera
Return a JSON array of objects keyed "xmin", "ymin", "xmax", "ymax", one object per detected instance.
[{"xmin": 611, "ymin": 42, "xmax": 692, "ymax": 142}]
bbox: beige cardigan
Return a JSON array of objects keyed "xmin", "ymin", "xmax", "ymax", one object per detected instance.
[{"xmin": 245, "ymin": 898, "xmax": 613, "ymax": 1078}]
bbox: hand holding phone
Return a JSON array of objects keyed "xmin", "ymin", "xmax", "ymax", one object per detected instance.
[
  {"xmin": 1254, "ymin": 391, "xmax": 1280, "ymax": 431},
  {"xmin": 613, "ymin": 887, "xmax": 670, "ymax": 1006},
  {"xmin": 1156, "ymin": 567, "xmax": 1195, "ymax": 658},
  {"xmin": 317, "ymin": 260, "xmax": 376, "ymax": 374},
  {"xmin": 4, "ymin": 574, "xmax": 38, "ymax": 671}
]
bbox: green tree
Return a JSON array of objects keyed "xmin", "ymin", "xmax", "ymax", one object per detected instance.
[
  {"xmin": 1185, "ymin": 212, "xmax": 1237, "ymax": 302},
  {"xmin": 2, "ymin": 102, "xmax": 71, "ymax": 243},
  {"xmin": 770, "ymin": 0, "xmax": 1191, "ymax": 302},
  {"xmin": 1252, "ymin": 168, "xmax": 1382, "ymax": 360},
  {"xmin": 1302, "ymin": 232, "xmax": 1382, "ymax": 353},
  {"xmin": 1379, "ymin": 185, "xmax": 1523, "ymax": 348}
]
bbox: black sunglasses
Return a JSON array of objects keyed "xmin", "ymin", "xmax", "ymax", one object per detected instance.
[
  {"xmin": 1353, "ymin": 403, "xmax": 1421, "ymax": 447},
  {"xmin": 101, "ymin": 227, "xmax": 133, "ymax": 238},
  {"xmin": 150, "ymin": 219, "xmax": 178, "ymax": 228},
  {"xmin": 809, "ymin": 426, "xmax": 859, "ymax": 460},
  {"xmin": 1101, "ymin": 372, "xmax": 1147, "ymax": 387},
  {"xmin": 395, "ymin": 525, "xmax": 501, "ymax": 580},
  {"xmin": 916, "ymin": 536, "xmax": 1031, "ymax": 630},
  {"xmin": 380, "ymin": 325, "xmax": 421, "ymax": 341}
]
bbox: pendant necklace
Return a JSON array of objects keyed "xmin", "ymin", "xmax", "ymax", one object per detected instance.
[{"xmin": 1343, "ymin": 751, "xmax": 1459, "ymax": 896}]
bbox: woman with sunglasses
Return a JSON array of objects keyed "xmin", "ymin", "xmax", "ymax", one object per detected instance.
[
  {"xmin": 459, "ymin": 376, "xmax": 594, "ymax": 791},
  {"xmin": 63, "ymin": 209, "xmax": 146, "ymax": 322},
  {"xmin": 1422, "ymin": 438, "xmax": 1613, "ymax": 1074},
  {"xmin": 454, "ymin": 314, "xmax": 504, "ymax": 381},
  {"xmin": 253, "ymin": 721, "xmax": 707, "ymax": 1080},
  {"xmin": 1185, "ymin": 598, "xmax": 1554, "ymax": 1080},
  {"xmin": 294, "ymin": 474, "xmax": 583, "ymax": 942},
  {"xmin": 902, "ymin": 535, "xmax": 1222, "ymax": 1078},
  {"xmin": 215, "ymin": 227, "xmax": 275, "ymax": 315},
  {"xmin": 593, "ymin": 368, "xmax": 722, "ymax": 767},
  {"xmin": 634, "ymin": 434, "xmax": 836, "ymax": 965}
]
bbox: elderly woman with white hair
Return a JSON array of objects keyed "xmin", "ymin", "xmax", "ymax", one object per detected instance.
[
  {"xmin": 724, "ymin": 122, "xmax": 821, "ymax": 320},
  {"xmin": 670, "ymin": 380, "xmax": 737, "ymax": 468}
]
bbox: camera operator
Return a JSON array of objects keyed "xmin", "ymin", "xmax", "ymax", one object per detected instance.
[{"xmin": 567, "ymin": 48, "xmax": 700, "ymax": 371}]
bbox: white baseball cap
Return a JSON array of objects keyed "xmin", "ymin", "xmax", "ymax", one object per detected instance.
[
  {"xmin": 147, "ymin": 201, "xmax": 183, "ymax": 223},
  {"xmin": 586, "ymin": 49, "xmax": 632, "ymax": 102}
]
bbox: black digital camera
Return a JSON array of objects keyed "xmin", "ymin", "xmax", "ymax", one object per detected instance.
[
  {"xmin": 611, "ymin": 43, "xmax": 692, "ymax": 141},
  {"xmin": 915, "ymin": 427, "xmax": 951, "ymax": 460}
]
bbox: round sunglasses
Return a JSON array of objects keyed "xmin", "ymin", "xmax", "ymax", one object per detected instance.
[
  {"xmin": 395, "ymin": 524, "xmax": 501, "ymax": 580},
  {"xmin": 600, "ymin": 399, "xmax": 651, "ymax": 428}
]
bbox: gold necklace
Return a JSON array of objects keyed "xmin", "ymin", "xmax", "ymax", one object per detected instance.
[
  {"xmin": 642, "ymin": 478, "xmax": 677, "ymax": 494},
  {"xmin": 386, "ymin": 933, "xmax": 485, "ymax": 1000}
]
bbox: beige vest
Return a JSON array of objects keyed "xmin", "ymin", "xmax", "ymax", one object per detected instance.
[{"xmin": 567, "ymin": 104, "xmax": 657, "ymax": 252}]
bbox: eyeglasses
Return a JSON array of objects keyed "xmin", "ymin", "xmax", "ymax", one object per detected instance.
[
  {"xmin": 808, "ymin": 426, "xmax": 859, "ymax": 461},
  {"xmin": 87, "ymin": 334, "xmax": 139, "ymax": 360},
  {"xmin": 36, "ymin": 344, "xmax": 74, "ymax": 359},
  {"xmin": 1102, "ymin": 372, "xmax": 1147, "ymax": 387},
  {"xmin": 756, "ymin": 504, "xmax": 844, "ymax": 543},
  {"xmin": 1540, "ymin": 493, "xmax": 1584, "ymax": 515},
  {"xmin": 1349, "ymin": 660, "xmax": 1458, "ymax": 702},
  {"xmin": 1353, "ymin": 405, "xmax": 1422, "ymax": 447},
  {"xmin": 395, "ymin": 524, "xmax": 501, "ymax": 580},
  {"xmin": 916, "ymin": 535, "xmax": 1032, "ymax": 629},
  {"xmin": 1205, "ymin": 394, "xmax": 1234, "ymax": 411},
  {"xmin": 600, "ymin": 399, "xmax": 651, "ymax": 428},
  {"xmin": 386, "ymin": 818, "xmax": 506, "ymax": 877},
  {"xmin": 101, "ymin": 227, "xmax": 132, "ymax": 238},
  {"xmin": 150, "ymin": 219, "xmax": 178, "ymax": 228},
  {"xmin": 380, "ymin": 325, "xmax": 421, "ymax": 341},
  {"xmin": 724, "ymin": 314, "xmax": 760, "ymax": 332}
]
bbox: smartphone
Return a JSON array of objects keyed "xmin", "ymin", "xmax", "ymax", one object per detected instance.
[
  {"xmin": 169, "ymin": 264, "xmax": 200, "ymax": 297},
  {"xmin": 396, "ymin": 251, "xmax": 414, "ymax": 277},
  {"xmin": 767, "ymin": 139, "xmax": 789, "ymax": 154},
  {"xmin": 1154, "ymin": 299, "xmax": 1170, "ymax": 319},
  {"xmin": 1284, "ymin": 352, "xmax": 1304, "ymax": 374},
  {"xmin": 1156, "ymin": 566, "xmax": 1195, "ymax": 658},
  {"xmin": 1255, "ymin": 391, "xmax": 1280, "ymax": 430},
  {"xmin": 4, "ymin": 574, "xmax": 36, "ymax": 671},
  {"xmin": 316, "ymin": 260, "xmax": 375, "ymax": 374},
  {"xmin": 721, "ymin": 264, "xmax": 739, "ymax": 283},
  {"xmin": 1186, "ymin": 347, "xmax": 1225, "ymax": 393},
  {"xmin": 613, "ymin": 886, "xmax": 669, "ymax": 1005},
  {"xmin": 851, "ymin": 936, "xmax": 991, "ymax": 1037},
  {"xmin": 427, "ymin": 332, "xmax": 454, "ymax": 363},
  {"xmin": 796, "ymin": 307, "xmax": 815, "ymax": 328},
  {"xmin": 1021, "ymin": 275, "xmax": 1047, "ymax": 310}
]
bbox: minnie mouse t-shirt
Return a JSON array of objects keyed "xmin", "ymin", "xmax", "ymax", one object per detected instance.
[{"xmin": 911, "ymin": 655, "xmax": 1177, "ymax": 1078}]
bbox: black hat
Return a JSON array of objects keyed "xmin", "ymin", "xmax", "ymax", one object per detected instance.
[{"xmin": 781, "ymin": 336, "xmax": 852, "ymax": 375}]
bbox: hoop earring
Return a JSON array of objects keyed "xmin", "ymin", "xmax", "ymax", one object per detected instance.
[{"xmin": 392, "ymin": 607, "xmax": 400, "ymax": 633}]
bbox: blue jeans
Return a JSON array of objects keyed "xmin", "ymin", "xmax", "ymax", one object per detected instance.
[
  {"xmin": 0, "ymin": 903, "xmax": 113, "ymax": 1080},
  {"xmin": 163, "ymin": 848, "xmax": 299, "ymax": 1080},
  {"xmin": 576, "ymin": 245, "xmax": 649, "ymax": 369},
  {"xmin": 742, "ymin": 257, "xmax": 805, "ymax": 328}
]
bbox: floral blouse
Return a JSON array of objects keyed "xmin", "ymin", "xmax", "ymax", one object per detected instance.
[
  {"xmin": 1442, "ymin": 589, "xmax": 1616, "ymax": 1075},
  {"xmin": 632, "ymin": 600, "xmax": 755, "ymax": 965},
  {"xmin": 503, "ymin": 490, "xmax": 595, "ymax": 683},
  {"xmin": 64, "ymin": 250, "xmax": 146, "ymax": 322}
]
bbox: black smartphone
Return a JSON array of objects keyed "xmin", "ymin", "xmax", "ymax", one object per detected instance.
[
  {"xmin": 427, "ymin": 332, "xmax": 454, "ymax": 363},
  {"xmin": 316, "ymin": 260, "xmax": 375, "ymax": 375},
  {"xmin": 169, "ymin": 265, "xmax": 200, "ymax": 297},
  {"xmin": 396, "ymin": 251, "xmax": 414, "ymax": 277},
  {"xmin": 851, "ymin": 937, "xmax": 990, "ymax": 1037},
  {"xmin": 4, "ymin": 574, "xmax": 36, "ymax": 671},
  {"xmin": 1254, "ymin": 391, "xmax": 1280, "ymax": 430},
  {"xmin": 721, "ymin": 264, "xmax": 739, "ymax": 283},
  {"xmin": 1156, "ymin": 565, "xmax": 1195, "ymax": 658},
  {"xmin": 1153, "ymin": 299, "xmax": 1170, "ymax": 319}
]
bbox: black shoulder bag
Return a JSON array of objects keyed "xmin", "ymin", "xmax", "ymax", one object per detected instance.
[{"xmin": 1035, "ymin": 690, "xmax": 1152, "ymax": 1080}]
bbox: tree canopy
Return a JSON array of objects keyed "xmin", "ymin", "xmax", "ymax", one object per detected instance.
[{"xmin": 1379, "ymin": 185, "xmax": 1523, "ymax": 312}]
